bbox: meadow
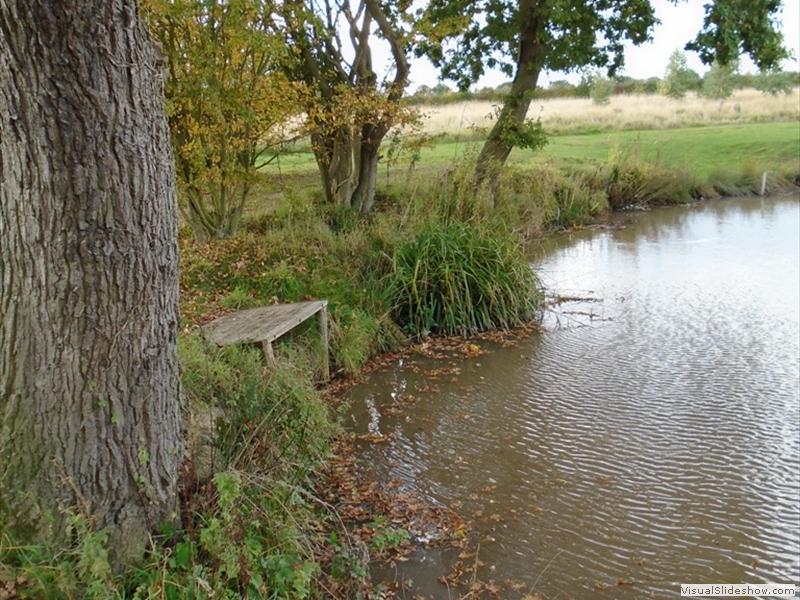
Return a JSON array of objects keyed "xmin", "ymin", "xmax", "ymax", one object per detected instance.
[
  {"xmin": 262, "ymin": 88, "xmax": 800, "ymax": 203},
  {"xmin": 415, "ymin": 88, "xmax": 800, "ymax": 136}
]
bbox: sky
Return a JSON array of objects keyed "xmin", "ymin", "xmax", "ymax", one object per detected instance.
[{"xmin": 400, "ymin": 0, "xmax": 800, "ymax": 92}]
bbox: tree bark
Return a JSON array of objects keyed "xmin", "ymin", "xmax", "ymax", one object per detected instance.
[
  {"xmin": 312, "ymin": 128, "xmax": 358, "ymax": 208},
  {"xmin": 474, "ymin": 0, "xmax": 545, "ymax": 193},
  {"xmin": 0, "ymin": 0, "xmax": 183, "ymax": 567},
  {"xmin": 352, "ymin": 124, "xmax": 385, "ymax": 213}
]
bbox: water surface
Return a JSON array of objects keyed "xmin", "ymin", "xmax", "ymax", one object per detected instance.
[{"xmin": 345, "ymin": 196, "xmax": 800, "ymax": 598}]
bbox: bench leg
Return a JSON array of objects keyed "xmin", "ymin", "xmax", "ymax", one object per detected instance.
[
  {"xmin": 261, "ymin": 340, "xmax": 275, "ymax": 364},
  {"xmin": 319, "ymin": 306, "xmax": 330, "ymax": 381}
]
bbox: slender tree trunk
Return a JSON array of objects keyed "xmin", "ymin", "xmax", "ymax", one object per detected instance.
[
  {"xmin": 314, "ymin": 125, "xmax": 387, "ymax": 213},
  {"xmin": 284, "ymin": 0, "xmax": 408, "ymax": 215},
  {"xmin": 311, "ymin": 129, "xmax": 358, "ymax": 208},
  {"xmin": 352, "ymin": 124, "xmax": 385, "ymax": 213},
  {"xmin": 475, "ymin": 0, "xmax": 545, "ymax": 193},
  {"xmin": 0, "ymin": 0, "xmax": 183, "ymax": 567}
]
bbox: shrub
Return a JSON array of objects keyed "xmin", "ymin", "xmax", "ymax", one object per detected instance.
[
  {"xmin": 590, "ymin": 74, "xmax": 615, "ymax": 105},
  {"xmin": 385, "ymin": 222, "xmax": 542, "ymax": 337}
]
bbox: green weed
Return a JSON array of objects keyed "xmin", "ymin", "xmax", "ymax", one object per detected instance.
[
  {"xmin": 496, "ymin": 164, "xmax": 609, "ymax": 231},
  {"xmin": 600, "ymin": 145, "xmax": 699, "ymax": 209},
  {"xmin": 385, "ymin": 221, "xmax": 542, "ymax": 338},
  {"xmin": 367, "ymin": 516, "xmax": 410, "ymax": 554}
]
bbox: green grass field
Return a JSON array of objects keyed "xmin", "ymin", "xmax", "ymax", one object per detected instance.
[
  {"xmin": 511, "ymin": 121, "xmax": 800, "ymax": 178},
  {"xmin": 259, "ymin": 121, "xmax": 800, "ymax": 200}
]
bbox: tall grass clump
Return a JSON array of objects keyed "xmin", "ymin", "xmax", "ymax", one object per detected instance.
[
  {"xmin": 600, "ymin": 147, "xmax": 700, "ymax": 209},
  {"xmin": 179, "ymin": 335, "xmax": 334, "ymax": 471},
  {"xmin": 705, "ymin": 162, "xmax": 797, "ymax": 197},
  {"xmin": 385, "ymin": 221, "xmax": 542, "ymax": 337},
  {"xmin": 497, "ymin": 164, "xmax": 609, "ymax": 232}
]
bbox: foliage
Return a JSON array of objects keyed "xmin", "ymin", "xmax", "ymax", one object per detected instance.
[
  {"xmin": 701, "ymin": 59, "xmax": 740, "ymax": 101},
  {"xmin": 496, "ymin": 106, "xmax": 549, "ymax": 151},
  {"xmin": 497, "ymin": 164, "xmax": 609, "ymax": 232},
  {"xmin": 416, "ymin": 0, "xmax": 790, "ymax": 187},
  {"xmin": 686, "ymin": 0, "xmax": 790, "ymax": 69},
  {"xmin": 179, "ymin": 337, "xmax": 333, "ymax": 465},
  {"xmin": 753, "ymin": 67, "xmax": 795, "ymax": 96},
  {"xmin": 588, "ymin": 71, "xmax": 615, "ymax": 106},
  {"xmin": 661, "ymin": 49, "xmax": 701, "ymax": 100},
  {"xmin": 142, "ymin": 0, "xmax": 300, "ymax": 242},
  {"xmin": 367, "ymin": 516, "xmax": 411, "ymax": 553},
  {"xmin": 0, "ymin": 512, "xmax": 114, "ymax": 600},
  {"xmin": 173, "ymin": 340, "xmax": 340, "ymax": 598},
  {"xmin": 384, "ymin": 221, "xmax": 542, "ymax": 338},
  {"xmin": 417, "ymin": 0, "xmax": 657, "ymax": 91},
  {"xmin": 601, "ymin": 146, "xmax": 698, "ymax": 209}
]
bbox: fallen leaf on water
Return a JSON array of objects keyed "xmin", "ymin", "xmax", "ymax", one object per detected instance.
[{"xmin": 357, "ymin": 433, "xmax": 388, "ymax": 443}]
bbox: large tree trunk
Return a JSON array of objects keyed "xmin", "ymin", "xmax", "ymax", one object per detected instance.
[
  {"xmin": 0, "ymin": 0, "xmax": 183, "ymax": 567},
  {"xmin": 474, "ymin": 0, "xmax": 545, "ymax": 193}
]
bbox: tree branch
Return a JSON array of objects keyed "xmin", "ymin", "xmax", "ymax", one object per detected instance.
[{"xmin": 364, "ymin": 0, "xmax": 408, "ymax": 100}]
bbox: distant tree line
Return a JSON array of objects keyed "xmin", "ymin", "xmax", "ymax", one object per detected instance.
[{"xmin": 406, "ymin": 60, "xmax": 799, "ymax": 106}]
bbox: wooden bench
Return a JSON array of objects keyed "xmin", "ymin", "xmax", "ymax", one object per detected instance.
[{"xmin": 201, "ymin": 300, "xmax": 329, "ymax": 380}]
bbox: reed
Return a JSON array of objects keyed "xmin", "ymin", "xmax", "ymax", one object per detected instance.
[{"xmin": 385, "ymin": 221, "xmax": 542, "ymax": 338}]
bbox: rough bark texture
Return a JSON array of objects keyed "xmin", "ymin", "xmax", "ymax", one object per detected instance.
[
  {"xmin": 474, "ymin": 0, "xmax": 545, "ymax": 192},
  {"xmin": 0, "ymin": 0, "xmax": 183, "ymax": 566},
  {"xmin": 312, "ymin": 129, "xmax": 358, "ymax": 208},
  {"xmin": 352, "ymin": 125, "xmax": 384, "ymax": 214}
]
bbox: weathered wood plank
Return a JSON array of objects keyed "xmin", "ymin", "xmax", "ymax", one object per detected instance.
[
  {"xmin": 201, "ymin": 300, "xmax": 330, "ymax": 380},
  {"xmin": 261, "ymin": 339, "xmax": 275, "ymax": 364},
  {"xmin": 202, "ymin": 301, "xmax": 327, "ymax": 346}
]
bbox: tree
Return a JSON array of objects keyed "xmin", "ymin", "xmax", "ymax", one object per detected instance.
[
  {"xmin": 661, "ymin": 49, "xmax": 700, "ymax": 99},
  {"xmin": 418, "ymin": 0, "xmax": 790, "ymax": 192},
  {"xmin": 753, "ymin": 66, "xmax": 794, "ymax": 96},
  {"xmin": 271, "ymin": 0, "xmax": 412, "ymax": 213},
  {"xmin": 0, "ymin": 0, "xmax": 183, "ymax": 567},
  {"xmin": 143, "ymin": 0, "xmax": 301, "ymax": 243},
  {"xmin": 588, "ymin": 70, "xmax": 615, "ymax": 105},
  {"xmin": 418, "ymin": 0, "xmax": 657, "ymax": 192},
  {"xmin": 701, "ymin": 58, "xmax": 739, "ymax": 101}
]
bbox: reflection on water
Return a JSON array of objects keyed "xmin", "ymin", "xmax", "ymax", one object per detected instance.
[{"xmin": 345, "ymin": 196, "xmax": 800, "ymax": 599}]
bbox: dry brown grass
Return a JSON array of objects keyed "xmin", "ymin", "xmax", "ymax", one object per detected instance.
[{"xmin": 416, "ymin": 88, "xmax": 800, "ymax": 136}]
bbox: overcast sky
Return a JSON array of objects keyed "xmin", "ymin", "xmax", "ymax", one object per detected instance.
[{"xmin": 400, "ymin": 0, "xmax": 800, "ymax": 91}]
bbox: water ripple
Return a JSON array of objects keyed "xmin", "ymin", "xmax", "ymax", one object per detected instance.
[{"xmin": 348, "ymin": 196, "xmax": 800, "ymax": 598}]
